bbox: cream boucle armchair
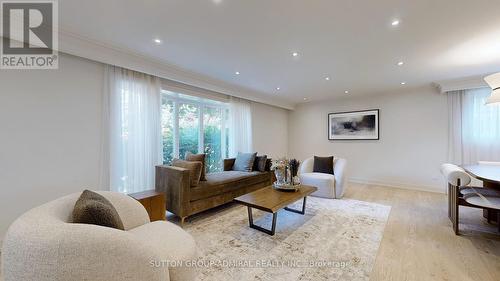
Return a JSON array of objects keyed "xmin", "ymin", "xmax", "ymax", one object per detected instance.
[
  {"xmin": 1, "ymin": 191, "xmax": 197, "ymax": 281},
  {"xmin": 299, "ymin": 157, "xmax": 347, "ymax": 199}
]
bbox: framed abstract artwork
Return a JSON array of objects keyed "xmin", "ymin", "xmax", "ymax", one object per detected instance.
[{"xmin": 328, "ymin": 109, "xmax": 379, "ymax": 140}]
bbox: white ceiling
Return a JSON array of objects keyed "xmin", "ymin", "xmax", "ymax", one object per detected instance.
[{"xmin": 58, "ymin": 0, "xmax": 500, "ymax": 106}]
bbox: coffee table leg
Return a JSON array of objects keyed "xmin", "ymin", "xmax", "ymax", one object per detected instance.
[
  {"xmin": 247, "ymin": 206, "xmax": 277, "ymax": 236},
  {"xmin": 247, "ymin": 206, "xmax": 254, "ymax": 226},
  {"xmin": 284, "ymin": 196, "xmax": 307, "ymax": 215}
]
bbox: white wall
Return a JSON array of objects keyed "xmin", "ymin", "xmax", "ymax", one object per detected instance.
[
  {"xmin": 251, "ymin": 102, "xmax": 289, "ymax": 159},
  {"xmin": 0, "ymin": 53, "xmax": 106, "ymax": 241},
  {"xmin": 288, "ymin": 86, "xmax": 448, "ymax": 193}
]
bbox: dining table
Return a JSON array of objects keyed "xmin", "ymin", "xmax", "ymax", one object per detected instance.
[{"xmin": 462, "ymin": 163, "xmax": 500, "ymax": 223}]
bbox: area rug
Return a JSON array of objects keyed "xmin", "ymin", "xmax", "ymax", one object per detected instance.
[{"xmin": 185, "ymin": 197, "xmax": 391, "ymax": 281}]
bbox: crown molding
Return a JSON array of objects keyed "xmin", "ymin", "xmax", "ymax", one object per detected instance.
[
  {"xmin": 433, "ymin": 75, "xmax": 488, "ymax": 93},
  {"xmin": 58, "ymin": 30, "xmax": 295, "ymax": 110}
]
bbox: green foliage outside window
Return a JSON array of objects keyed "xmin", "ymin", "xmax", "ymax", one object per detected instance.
[
  {"xmin": 161, "ymin": 97, "xmax": 174, "ymax": 165},
  {"xmin": 161, "ymin": 93, "xmax": 227, "ymax": 173},
  {"xmin": 204, "ymin": 107, "xmax": 223, "ymax": 172},
  {"xmin": 179, "ymin": 103, "xmax": 199, "ymax": 159}
]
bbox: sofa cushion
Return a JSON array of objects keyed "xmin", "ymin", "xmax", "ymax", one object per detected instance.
[
  {"xmin": 204, "ymin": 171, "xmax": 262, "ymax": 185},
  {"xmin": 72, "ymin": 190, "xmax": 125, "ymax": 230},
  {"xmin": 233, "ymin": 152, "xmax": 257, "ymax": 172},
  {"xmin": 190, "ymin": 171, "xmax": 270, "ymax": 201},
  {"xmin": 313, "ymin": 156, "xmax": 334, "ymax": 174},
  {"xmin": 252, "ymin": 155, "xmax": 268, "ymax": 172},
  {"xmin": 185, "ymin": 152, "xmax": 207, "ymax": 181},
  {"xmin": 129, "ymin": 221, "xmax": 197, "ymax": 281},
  {"xmin": 172, "ymin": 159, "xmax": 202, "ymax": 187},
  {"xmin": 223, "ymin": 158, "xmax": 236, "ymax": 171}
]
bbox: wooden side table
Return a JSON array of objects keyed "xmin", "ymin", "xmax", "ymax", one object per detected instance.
[{"xmin": 128, "ymin": 190, "xmax": 166, "ymax": 221}]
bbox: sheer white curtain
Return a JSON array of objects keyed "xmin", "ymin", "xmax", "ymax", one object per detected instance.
[
  {"xmin": 101, "ymin": 65, "xmax": 162, "ymax": 193},
  {"xmin": 448, "ymin": 87, "xmax": 500, "ymax": 165},
  {"xmin": 228, "ymin": 97, "xmax": 253, "ymax": 157}
]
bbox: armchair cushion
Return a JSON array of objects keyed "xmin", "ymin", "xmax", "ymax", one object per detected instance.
[
  {"xmin": 72, "ymin": 190, "xmax": 125, "ymax": 230},
  {"xmin": 313, "ymin": 156, "xmax": 334, "ymax": 174},
  {"xmin": 300, "ymin": 173, "xmax": 336, "ymax": 198}
]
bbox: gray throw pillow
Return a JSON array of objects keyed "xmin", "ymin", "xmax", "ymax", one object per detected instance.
[
  {"xmin": 233, "ymin": 152, "xmax": 257, "ymax": 172},
  {"xmin": 313, "ymin": 156, "xmax": 334, "ymax": 175},
  {"xmin": 252, "ymin": 155, "xmax": 268, "ymax": 172},
  {"xmin": 73, "ymin": 190, "xmax": 125, "ymax": 230},
  {"xmin": 172, "ymin": 158, "xmax": 203, "ymax": 186}
]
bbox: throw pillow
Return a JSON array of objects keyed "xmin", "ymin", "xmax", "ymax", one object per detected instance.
[
  {"xmin": 265, "ymin": 158, "xmax": 272, "ymax": 171},
  {"xmin": 313, "ymin": 156, "xmax": 334, "ymax": 175},
  {"xmin": 252, "ymin": 155, "xmax": 268, "ymax": 172},
  {"xmin": 185, "ymin": 152, "xmax": 207, "ymax": 181},
  {"xmin": 73, "ymin": 190, "xmax": 125, "ymax": 230},
  {"xmin": 233, "ymin": 152, "xmax": 257, "ymax": 172},
  {"xmin": 172, "ymin": 158, "xmax": 203, "ymax": 186}
]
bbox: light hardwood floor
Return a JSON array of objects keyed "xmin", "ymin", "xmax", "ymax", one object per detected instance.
[
  {"xmin": 1, "ymin": 183, "xmax": 498, "ymax": 281},
  {"xmin": 345, "ymin": 183, "xmax": 500, "ymax": 281}
]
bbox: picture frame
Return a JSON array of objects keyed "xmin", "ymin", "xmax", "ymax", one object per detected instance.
[{"xmin": 328, "ymin": 109, "xmax": 379, "ymax": 140}]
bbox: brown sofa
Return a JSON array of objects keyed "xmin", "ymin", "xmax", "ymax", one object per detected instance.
[{"xmin": 155, "ymin": 158, "xmax": 272, "ymax": 224}]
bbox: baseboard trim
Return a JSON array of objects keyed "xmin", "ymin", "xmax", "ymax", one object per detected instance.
[{"xmin": 348, "ymin": 178, "xmax": 445, "ymax": 194}]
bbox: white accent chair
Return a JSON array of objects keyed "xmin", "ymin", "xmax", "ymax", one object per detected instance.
[
  {"xmin": 1, "ymin": 191, "xmax": 198, "ymax": 281},
  {"xmin": 299, "ymin": 157, "xmax": 347, "ymax": 199}
]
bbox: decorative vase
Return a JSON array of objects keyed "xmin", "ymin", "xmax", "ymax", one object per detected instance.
[{"xmin": 274, "ymin": 168, "xmax": 286, "ymax": 184}]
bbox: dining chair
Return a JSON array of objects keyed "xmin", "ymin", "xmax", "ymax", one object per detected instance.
[
  {"xmin": 441, "ymin": 164, "xmax": 500, "ymax": 234},
  {"xmin": 440, "ymin": 164, "xmax": 471, "ymax": 219}
]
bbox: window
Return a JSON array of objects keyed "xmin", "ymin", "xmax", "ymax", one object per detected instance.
[
  {"xmin": 462, "ymin": 89, "xmax": 500, "ymax": 143},
  {"xmin": 161, "ymin": 96, "xmax": 174, "ymax": 164},
  {"xmin": 161, "ymin": 90, "xmax": 229, "ymax": 172},
  {"xmin": 179, "ymin": 103, "xmax": 199, "ymax": 158},
  {"xmin": 448, "ymin": 87, "xmax": 500, "ymax": 164}
]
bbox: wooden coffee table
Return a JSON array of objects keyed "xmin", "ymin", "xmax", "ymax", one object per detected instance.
[{"xmin": 234, "ymin": 185, "xmax": 318, "ymax": 235}]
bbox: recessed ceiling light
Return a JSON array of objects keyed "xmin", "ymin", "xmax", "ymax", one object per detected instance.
[
  {"xmin": 153, "ymin": 38, "xmax": 162, "ymax": 44},
  {"xmin": 344, "ymin": 90, "xmax": 349, "ymax": 94},
  {"xmin": 276, "ymin": 87, "xmax": 280, "ymax": 91},
  {"xmin": 397, "ymin": 61, "xmax": 404, "ymax": 66},
  {"xmin": 303, "ymin": 97, "xmax": 308, "ymax": 101},
  {"xmin": 325, "ymin": 77, "xmax": 330, "ymax": 81},
  {"xmin": 292, "ymin": 52, "xmax": 299, "ymax": 57},
  {"xmin": 391, "ymin": 20, "xmax": 400, "ymax": 26},
  {"xmin": 235, "ymin": 71, "xmax": 240, "ymax": 75},
  {"xmin": 401, "ymin": 82, "xmax": 406, "ymax": 85}
]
